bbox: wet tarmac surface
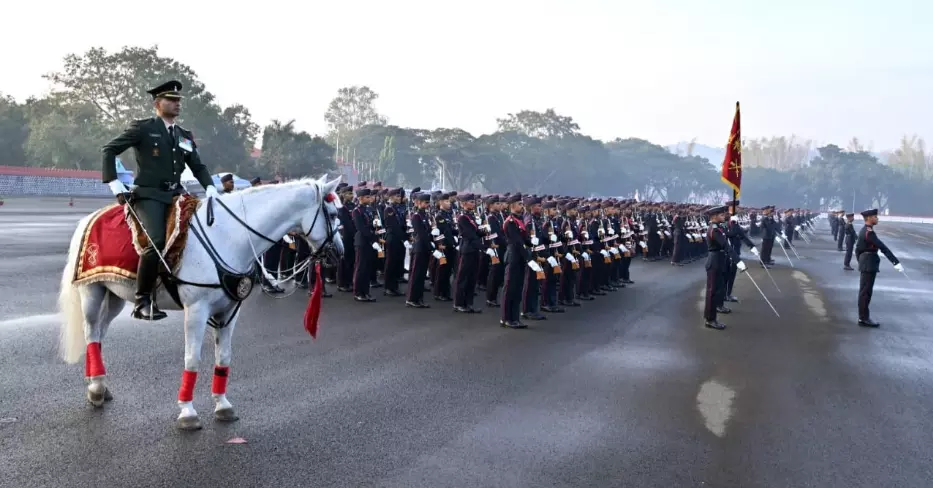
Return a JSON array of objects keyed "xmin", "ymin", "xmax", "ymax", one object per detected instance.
[{"xmin": 2, "ymin": 199, "xmax": 932, "ymax": 488}]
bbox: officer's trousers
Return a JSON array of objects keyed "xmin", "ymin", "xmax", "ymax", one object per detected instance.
[
  {"xmin": 383, "ymin": 240, "xmax": 405, "ymax": 293},
  {"xmin": 454, "ymin": 251, "xmax": 479, "ymax": 308},
  {"xmin": 858, "ymin": 271, "xmax": 876, "ymax": 320},
  {"xmin": 501, "ymin": 260, "xmax": 525, "ymax": 323},
  {"xmin": 836, "ymin": 230, "xmax": 845, "ymax": 251},
  {"xmin": 844, "ymin": 243, "xmax": 854, "ymax": 267},
  {"xmin": 407, "ymin": 252, "xmax": 430, "ymax": 303},
  {"xmin": 704, "ymin": 264, "xmax": 726, "ymax": 321},
  {"xmin": 725, "ymin": 259, "xmax": 738, "ymax": 297},
  {"xmin": 353, "ymin": 245, "xmax": 375, "ymax": 297},
  {"xmin": 522, "ymin": 266, "xmax": 541, "ymax": 314},
  {"xmin": 760, "ymin": 237, "xmax": 774, "ymax": 263},
  {"xmin": 338, "ymin": 242, "xmax": 355, "ymax": 288},
  {"xmin": 433, "ymin": 248, "xmax": 455, "ymax": 298},
  {"xmin": 131, "ymin": 198, "xmax": 169, "ymax": 296},
  {"xmin": 559, "ymin": 260, "xmax": 577, "ymax": 304},
  {"xmin": 486, "ymin": 259, "xmax": 504, "ymax": 303},
  {"xmin": 672, "ymin": 232, "xmax": 684, "ymax": 263}
]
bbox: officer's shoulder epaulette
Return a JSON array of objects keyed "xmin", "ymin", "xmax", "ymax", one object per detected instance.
[{"xmin": 130, "ymin": 117, "xmax": 154, "ymax": 127}]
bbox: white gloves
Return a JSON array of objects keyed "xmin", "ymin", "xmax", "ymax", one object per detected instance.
[
  {"xmin": 619, "ymin": 245, "xmax": 628, "ymax": 253},
  {"xmin": 547, "ymin": 256, "xmax": 558, "ymax": 268},
  {"xmin": 751, "ymin": 247, "xmax": 760, "ymax": 257},
  {"xmin": 372, "ymin": 242, "xmax": 382, "ymax": 252},
  {"xmin": 205, "ymin": 186, "xmax": 219, "ymax": 199},
  {"xmin": 373, "ymin": 218, "xmax": 382, "ymax": 227},
  {"xmin": 480, "ymin": 224, "xmax": 491, "ymax": 232},
  {"xmin": 403, "ymin": 241, "xmax": 412, "ymax": 249},
  {"xmin": 433, "ymin": 250, "xmax": 444, "ymax": 259},
  {"xmin": 795, "ymin": 225, "xmax": 801, "ymax": 231},
  {"xmin": 531, "ymin": 236, "xmax": 540, "ymax": 246},
  {"xmin": 608, "ymin": 227, "xmax": 615, "ymax": 235},
  {"xmin": 527, "ymin": 260, "xmax": 542, "ymax": 272},
  {"xmin": 600, "ymin": 250, "xmax": 609, "ymax": 258},
  {"xmin": 736, "ymin": 261, "xmax": 747, "ymax": 272},
  {"xmin": 775, "ymin": 235, "xmax": 783, "ymax": 243},
  {"xmin": 406, "ymin": 218, "xmax": 412, "ymax": 227},
  {"xmin": 730, "ymin": 215, "xmax": 738, "ymax": 222},
  {"xmin": 283, "ymin": 235, "xmax": 294, "ymax": 244},
  {"xmin": 431, "ymin": 228, "xmax": 440, "ymax": 237},
  {"xmin": 564, "ymin": 230, "xmax": 573, "ymax": 238},
  {"xmin": 486, "ymin": 248, "xmax": 496, "ymax": 258},
  {"xmin": 894, "ymin": 263, "xmax": 904, "ymax": 272},
  {"xmin": 550, "ymin": 233, "xmax": 558, "ymax": 243},
  {"xmin": 108, "ymin": 179, "xmax": 128, "ymax": 196},
  {"xmin": 581, "ymin": 252, "xmax": 590, "ymax": 261},
  {"xmin": 566, "ymin": 254, "xmax": 577, "ymax": 263}
]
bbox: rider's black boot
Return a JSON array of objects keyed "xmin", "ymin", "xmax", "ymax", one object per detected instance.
[{"xmin": 132, "ymin": 255, "xmax": 167, "ymax": 321}]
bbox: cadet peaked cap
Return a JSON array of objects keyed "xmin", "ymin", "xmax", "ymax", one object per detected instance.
[
  {"xmin": 845, "ymin": 212, "xmax": 854, "ymax": 218},
  {"xmin": 249, "ymin": 177, "xmax": 261, "ymax": 185},
  {"xmin": 356, "ymin": 188, "xmax": 374, "ymax": 197},
  {"xmin": 148, "ymin": 80, "xmax": 183, "ymax": 100},
  {"xmin": 220, "ymin": 174, "xmax": 233, "ymax": 183},
  {"xmin": 414, "ymin": 193, "xmax": 431, "ymax": 202},
  {"xmin": 542, "ymin": 201, "xmax": 557, "ymax": 209},
  {"xmin": 705, "ymin": 205, "xmax": 729, "ymax": 216},
  {"xmin": 484, "ymin": 195, "xmax": 499, "ymax": 205},
  {"xmin": 523, "ymin": 196, "xmax": 542, "ymax": 206},
  {"xmin": 506, "ymin": 194, "xmax": 523, "ymax": 204},
  {"xmin": 860, "ymin": 208, "xmax": 878, "ymax": 217}
]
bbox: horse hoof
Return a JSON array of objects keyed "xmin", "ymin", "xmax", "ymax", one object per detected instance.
[
  {"xmin": 87, "ymin": 384, "xmax": 107, "ymax": 408},
  {"xmin": 176, "ymin": 416, "xmax": 203, "ymax": 431},
  {"xmin": 104, "ymin": 388, "xmax": 114, "ymax": 402},
  {"xmin": 214, "ymin": 408, "xmax": 239, "ymax": 423}
]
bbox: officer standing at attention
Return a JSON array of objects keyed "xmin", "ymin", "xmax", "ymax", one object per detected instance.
[
  {"xmin": 102, "ymin": 80, "xmax": 219, "ymax": 321},
  {"xmin": 405, "ymin": 192, "xmax": 433, "ymax": 309},
  {"xmin": 854, "ymin": 208, "xmax": 904, "ymax": 327},
  {"xmin": 842, "ymin": 212, "xmax": 857, "ymax": 270},
  {"xmin": 723, "ymin": 200, "xmax": 759, "ymax": 303},
  {"xmin": 453, "ymin": 193, "xmax": 484, "ymax": 313},
  {"xmin": 702, "ymin": 205, "xmax": 745, "ymax": 330}
]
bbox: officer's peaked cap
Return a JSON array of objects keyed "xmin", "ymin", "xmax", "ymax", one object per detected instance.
[
  {"xmin": 148, "ymin": 80, "xmax": 183, "ymax": 100},
  {"xmin": 860, "ymin": 208, "xmax": 878, "ymax": 218}
]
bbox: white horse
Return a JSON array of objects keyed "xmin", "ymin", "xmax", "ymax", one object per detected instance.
[{"xmin": 58, "ymin": 176, "xmax": 343, "ymax": 430}]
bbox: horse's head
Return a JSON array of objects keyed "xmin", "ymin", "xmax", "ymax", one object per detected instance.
[{"xmin": 299, "ymin": 176, "xmax": 344, "ymax": 268}]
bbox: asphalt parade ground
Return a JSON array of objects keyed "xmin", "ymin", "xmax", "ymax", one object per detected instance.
[{"xmin": 2, "ymin": 198, "xmax": 933, "ymax": 488}]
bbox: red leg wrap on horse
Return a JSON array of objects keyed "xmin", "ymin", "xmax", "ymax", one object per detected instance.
[
  {"xmin": 178, "ymin": 370, "xmax": 197, "ymax": 402},
  {"xmin": 85, "ymin": 342, "xmax": 105, "ymax": 377},
  {"xmin": 211, "ymin": 366, "xmax": 229, "ymax": 395}
]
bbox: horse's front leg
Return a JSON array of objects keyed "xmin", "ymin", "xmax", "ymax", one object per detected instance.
[
  {"xmin": 211, "ymin": 308, "xmax": 240, "ymax": 423},
  {"xmin": 176, "ymin": 305, "xmax": 210, "ymax": 431}
]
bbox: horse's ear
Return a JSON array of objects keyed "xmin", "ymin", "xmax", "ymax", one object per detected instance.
[{"xmin": 322, "ymin": 177, "xmax": 340, "ymax": 195}]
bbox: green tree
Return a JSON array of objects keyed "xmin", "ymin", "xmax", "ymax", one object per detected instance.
[
  {"xmin": 23, "ymin": 98, "xmax": 106, "ymax": 170},
  {"xmin": 742, "ymin": 135, "xmax": 813, "ymax": 171},
  {"xmin": 258, "ymin": 119, "xmax": 336, "ymax": 179},
  {"xmin": 0, "ymin": 94, "xmax": 29, "ymax": 166},
  {"xmin": 324, "ymin": 86, "xmax": 387, "ymax": 139},
  {"xmin": 496, "ymin": 109, "xmax": 581, "ymax": 139}
]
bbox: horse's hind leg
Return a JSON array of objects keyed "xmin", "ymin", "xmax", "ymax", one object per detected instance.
[
  {"xmin": 211, "ymin": 310, "xmax": 241, "ymax": 423},
  {"xmin": 83, "ymin": 286, "xmax": 124, "ymax": 407}
]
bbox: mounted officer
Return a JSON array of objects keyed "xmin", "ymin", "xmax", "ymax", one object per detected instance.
[{"xmin": 102, "ymin": 80, "xmax": 219, "ymax": 321}]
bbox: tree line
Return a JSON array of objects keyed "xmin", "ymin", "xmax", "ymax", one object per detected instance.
[{"xmin": 1, "ymin": 45, "xmax": 932, "ymax": 214}]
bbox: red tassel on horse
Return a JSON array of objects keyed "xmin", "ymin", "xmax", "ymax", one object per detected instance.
[{"xmin": 303, "ymin": 262, "xmax": 323, "ymax": 338}]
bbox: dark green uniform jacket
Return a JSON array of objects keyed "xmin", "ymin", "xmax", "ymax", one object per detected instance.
[{"xmin": 102, "ymin": 117, "xmax": 213, "ymax": 204}]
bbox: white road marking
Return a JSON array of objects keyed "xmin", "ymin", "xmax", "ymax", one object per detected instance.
[{"xmin": 697, "ymin": 379, "xmax": 736, "ymax": 437}]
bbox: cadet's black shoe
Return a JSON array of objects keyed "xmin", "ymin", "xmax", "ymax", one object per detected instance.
[
  {"xmin": 837, "ymin": 248, "xmax": 843, "ymax": 252},
  {"xmin": 569, "ymin": 301, "xmax": 582, "ymax": 307},
  {"xmin": 705, "ymin": 320, "xmax": 726, "ymax": 330},
  {"xmin": 623, "ymin": 279, "xmax": 634, "ymax": 284},
  {"xmin": 725, "ymin": 296, "xmax": 739, "ymax": 303},
  {"xmin": 454, "ymin": 305, "xmax": 470, "ymax": 313},
  {"xmin": 467, "ymin": 307, "xmax": 482, "ymax": 314},
  {"xmin": 843, "ymin": 266, "xmax": 854, "ymax": 271},
  {"xmin": 406, "ymin": 300, "xmax": 429, "ymax": 308},
  {"xmin": 716, "ymin": 306, "xmax": 732, "ymax": 314},
  {"xmin": 337, "ymin": 286, "xmax": 352, "ymax": 293},
  {"xmin": 262, "ymin": 283, "xmax": 285, "ymax": 294},
  {"xmin": 503, "ymin": 321, "xmax": 527, "ymax": 329},
  {"xmin": 131, "ymin": 295, "xmax": 167, "ymax": 321},
  {"xmin": 370, "ymin": 281, "xmax": 382, "ymax": 289},
  {"xmin": 591, "ymin": 290, "xmax": 606, "ymax": 296},
  {"xmin": 522, "ymin": 312, "xmax": 547, "ymax": 320},
  {"xmin": 485, "ymin": 300, "xmax": 500, "ymax": 308},
  {"xmin": 434, "ymin": 296, "xmax": 452, "ymax": 302},
  {"xmin": 858, "ymin": 318, "xmax": 880, "ymax": 327},
  {"xmin": 354, "ymin": 295, "xmax": 376, "ymax": 302},
  {"xmin": 383, "ymin": 289, "xmax": 404, "ymax": 297}
]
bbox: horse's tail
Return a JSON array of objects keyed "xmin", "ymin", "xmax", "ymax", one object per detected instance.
[{"xmin": 59, "ymin": 215, "xmax": 90, "ymax": 364}]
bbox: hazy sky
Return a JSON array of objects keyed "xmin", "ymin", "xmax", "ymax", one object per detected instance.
[{"xmin": 3, "ymin": 0, "xmax": 930, "ymax": 150}]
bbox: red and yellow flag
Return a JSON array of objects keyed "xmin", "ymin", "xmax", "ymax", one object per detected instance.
[{"xmin": 720, "ymin": 102, "xmax": 741, "ymax": 198}]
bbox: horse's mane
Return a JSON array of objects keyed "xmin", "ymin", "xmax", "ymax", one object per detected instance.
[{"xmin": 224, "ymin": 177, "xmax": 323, "ymax": 198}]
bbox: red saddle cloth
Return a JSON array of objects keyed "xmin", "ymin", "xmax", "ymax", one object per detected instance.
[{"xmin": 72, "ymin": 195, "xmax": 200, "ymax": 284}]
